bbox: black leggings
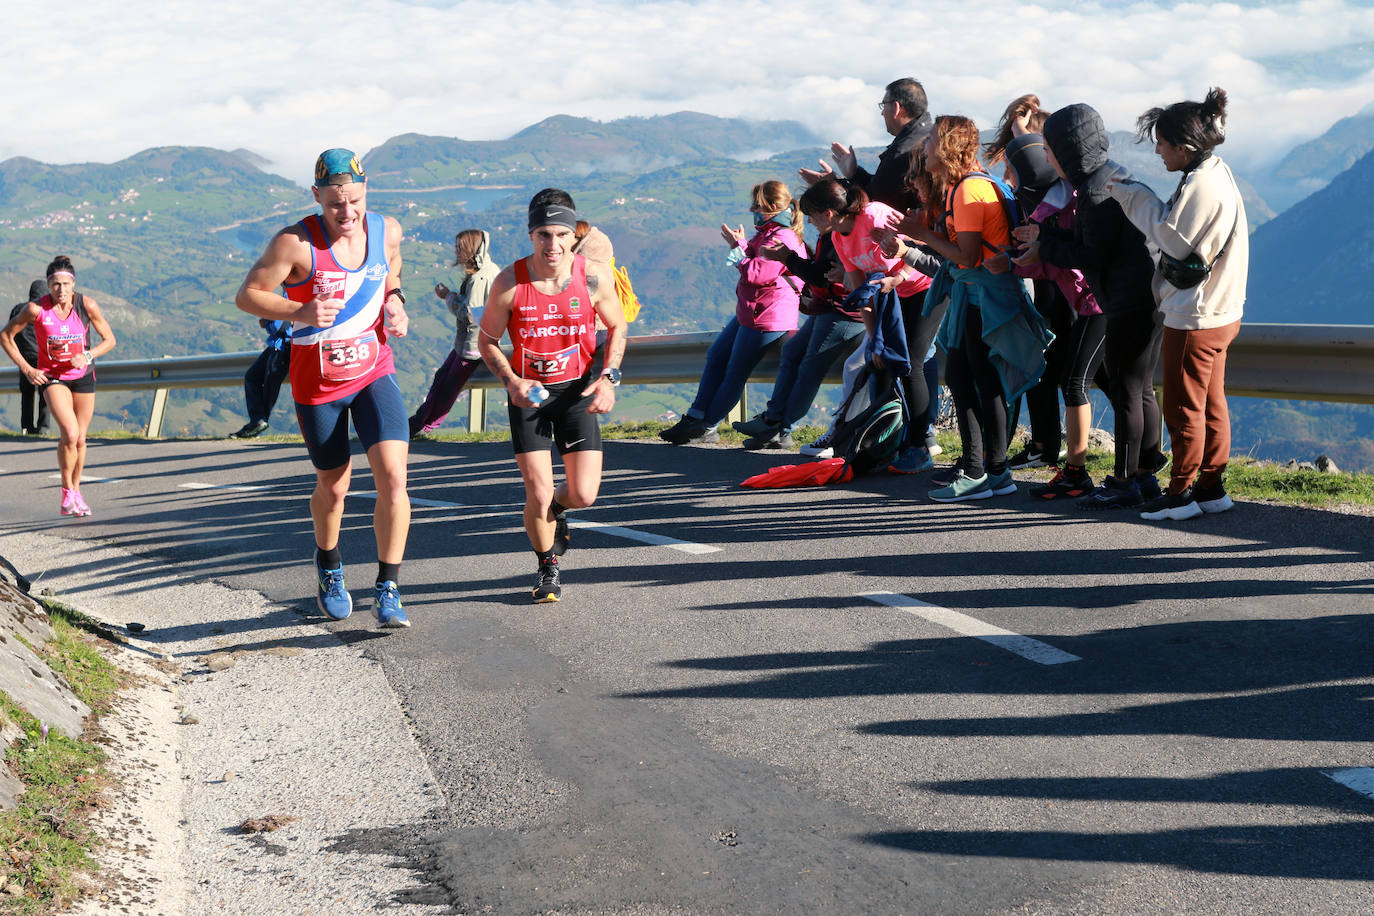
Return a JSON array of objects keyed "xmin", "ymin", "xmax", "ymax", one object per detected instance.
[
  {"xmin": 1104, "ymin": 308, "xmax": 1163, "ymax": 479},
  {"xmin": 1060, "ymin": 311, "xmax": 1108, "ymax": 407},
  {"xmin": 1022, "ymin": 280, "xmax": 1075, "ymax": 449},
  {"xmin": 896, "ymin": 291, "xmax": 945, "ymax": 446},
  {"xmin": 945, "ymin": 304, "xmax": 1008, "ymax": 478}
]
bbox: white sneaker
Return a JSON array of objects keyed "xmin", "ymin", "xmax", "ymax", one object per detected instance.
[{"xmin": 800, "ymin": 431, "xmax": 835, "ymax": 459}]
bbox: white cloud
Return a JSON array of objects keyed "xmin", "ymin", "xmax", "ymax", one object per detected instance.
[{"xmin": 2, "ymin": 0, "xmax": 1373, "ymax": 183}]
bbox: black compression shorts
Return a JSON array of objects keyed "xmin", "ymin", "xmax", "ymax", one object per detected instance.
[{"xmin": 509, "ymin": 374, "xmax": 602, "ymax": 455}]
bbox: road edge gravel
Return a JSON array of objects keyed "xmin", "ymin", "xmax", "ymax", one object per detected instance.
[{"xmin": 0, "ymin": 531, "xmax": 450, "ymax": 916}]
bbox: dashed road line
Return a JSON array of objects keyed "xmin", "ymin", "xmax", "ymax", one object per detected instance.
[
  {"xmin": 350, "ymin": 490, "xmax": 721, "ymax": 553},
  {"xmin": 1325, "ymin": 767, "xmax": 1374, "ymax": 800},
  {"xmin": 180, "ymin": 482, "xmax": 272, "ymax": 494},
  {"xmin": 50, "ymin": 473, "xmax": 124, "ymax": 484},
  {"xmin": 862, "ymin": 592, "xmax": 1081, "ymax": 665},
  {"xmin": 568, "ymin": 519, "xmax": 721, "ymax": 554}
]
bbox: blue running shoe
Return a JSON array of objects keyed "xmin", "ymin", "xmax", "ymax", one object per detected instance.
[
  {"xmin": 888, "ymin": 446, "xmax": 934, "ymax": 475},
  {"xmin": 986, "ymin": 468, "xmax": 1017, "ymax": 496},
  {"xmin": 1076, "ymin": 476, "xmax": 1143, "ymax": 511},
  {"xmin": 374, "ymin": 580, "xmax": 410, "ymax": 628},
  {"xmin": 1136, "ymin": 474, "xmax": 1163, "ymax": 502},
  {"xmin": 316, "ymin": 561, "xmax": 352, "ymax": 620}
]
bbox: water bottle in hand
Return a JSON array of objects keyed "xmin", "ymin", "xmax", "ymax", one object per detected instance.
[{"xmin": 529, "ymin": 384, "xmax": 548, "ymax": 406}]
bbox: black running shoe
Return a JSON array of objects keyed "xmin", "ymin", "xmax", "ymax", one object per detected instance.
[
  {"xmin": 1193, "ymin": 480, "xmax": 1235, "ymax": 514},
  {"xmin": 532, "ymin": 558, "xmax": 562, "ymax": 603},
  {"xmin": 1007, "ymin": 444, "xmax": 1050, "ymax": 470},
  {"xmin": 553, "ymin": 512, "xmax": 570, "ymax": 556},
  {"xmin": 1030, "ymin": 467, "xmax": 1094, "ymax": 501}
]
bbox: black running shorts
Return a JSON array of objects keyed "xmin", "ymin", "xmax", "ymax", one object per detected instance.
[{"xmin": 509, "ymin": 373, "xmax": 602, "ymax": 455}]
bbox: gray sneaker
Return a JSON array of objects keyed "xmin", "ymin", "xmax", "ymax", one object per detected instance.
[
  {"xmin": 732, "ymin": 413, "xmax": 779, "ymax": 438},
  {"xmin": 743, "ymin": 430, "xmax": 793, "ymax": 450}
]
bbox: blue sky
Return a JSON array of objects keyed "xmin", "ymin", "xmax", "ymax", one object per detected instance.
[{"xmin": 6, "ymin": 0, "xmax": 1374, "ymax": 184}]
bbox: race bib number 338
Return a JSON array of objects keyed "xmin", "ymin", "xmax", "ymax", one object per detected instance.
[{"xmin": 319, "ymin": 334, "xmax": 377, "ymax": 382}]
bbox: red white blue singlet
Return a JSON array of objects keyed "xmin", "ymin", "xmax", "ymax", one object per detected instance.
[
  {"xmin": 510, "ymin": 255, "xmax": 597, "ymax": 385},
  {"xmin": 283, "ymin": 211, "xmax": 395, "ymax": 405}
]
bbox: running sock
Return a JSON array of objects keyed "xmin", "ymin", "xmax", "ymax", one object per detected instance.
[
  {"xmin": 550, "ymin": 497, "xmax": 567, "ymax": 518},
  {"xmin": 535, "ymin": 548, "xmax": 556, "ymax": 566},
  {"xmin": 317, "ymin": 546, "xmax": 343, "ymax": 569},
  {"xmin": 378, "ymin": 562, "xmax": 400, "ymax": 585}
]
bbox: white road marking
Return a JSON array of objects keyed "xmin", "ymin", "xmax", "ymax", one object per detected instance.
[
  {"xmin": 1326, "ymin": 767, "xmax": 1374, "ymax": 800},
  {"xmin": 179, "ymin": 482, "xmax": 272, "ymax": 493},
  {"xmin": 50, "ymin": 473, "xmax": 123, "ymax": 484},
  {"xmin": 354, "ymin": 491, "xmax": 720, "ymax": 553},
  {"xmin": 568, "ymin": 519, "xmax": 721, "ymax": 554},
  {"xmin": 353, "ymin": 490, "xmax": 464, "ymax": 509},
  {"xmin": 862, "ymin": 592, "xmax": 1082, "ymax": 665}
]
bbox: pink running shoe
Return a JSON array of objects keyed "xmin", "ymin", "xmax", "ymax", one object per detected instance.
[
  {"xmin": 71, "ymin": 491, "xmax": 92, "ymax": 517},
  {"xmin": 60, "ymin": 488, "xmax": 78, "ymax": 516}
]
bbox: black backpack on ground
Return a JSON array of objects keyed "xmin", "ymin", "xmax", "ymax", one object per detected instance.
[{"xmin": 828, "ymin": 365, "xmax": 908, "ymax": 475}]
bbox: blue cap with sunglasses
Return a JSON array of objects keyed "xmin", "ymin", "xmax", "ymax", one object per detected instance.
[{"xmin": 314, "ymin": 148, "xmax": 366, "ymax": 187}]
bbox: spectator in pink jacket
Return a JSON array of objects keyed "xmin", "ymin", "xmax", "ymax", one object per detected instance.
[{"xmin": 661, "ymin": 180, "xmax": 806, "ymax": 444}]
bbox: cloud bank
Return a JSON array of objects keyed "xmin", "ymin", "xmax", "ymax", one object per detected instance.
[{"xmin": 5, "ymin": 0, "xmax": 1373, "ymax": 184}]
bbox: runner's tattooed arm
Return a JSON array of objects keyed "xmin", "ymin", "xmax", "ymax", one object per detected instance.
[{"xmin": 478, "ymin": 264, "xmax": 542, "ymax": 409}]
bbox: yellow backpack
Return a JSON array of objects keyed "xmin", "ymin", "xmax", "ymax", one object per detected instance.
[{"xmin": 609, "ymin": 257, "xmax": 641, "ymax": 323}]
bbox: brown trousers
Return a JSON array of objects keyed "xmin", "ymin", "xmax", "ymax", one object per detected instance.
[{"xmin": 1161, "ymin": 320, "xmax": 1241, "ymax": 494}]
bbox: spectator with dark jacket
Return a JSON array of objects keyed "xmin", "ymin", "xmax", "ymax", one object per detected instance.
[
  {"xmin": 1014, "ymin": 103, "xmax": 1167, "ymax": 510},
  {"xmin": 800, "ymin": 78, "xmax": 931, "ymax": 218},
  {"xmin": 8, "ymin": 280, "xmax": 49, "ymax": 434}
]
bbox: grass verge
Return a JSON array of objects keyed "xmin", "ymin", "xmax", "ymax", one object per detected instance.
[
  {"xmin": 608, "ymin": 421, "xmax": 1374, "ymax": 510},
  {"xmin": 0, "ymin": 600, "xmax": 125, "ymax": 913}
]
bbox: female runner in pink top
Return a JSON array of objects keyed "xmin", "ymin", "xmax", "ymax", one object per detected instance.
[{"xmin": 0, "ymin": 255, "xmax": 117, "ymax": 516}]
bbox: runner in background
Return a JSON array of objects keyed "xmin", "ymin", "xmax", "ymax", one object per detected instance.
[{"xmin": 1, "ymin": 257, "xmax": 117, "ymax": 516}]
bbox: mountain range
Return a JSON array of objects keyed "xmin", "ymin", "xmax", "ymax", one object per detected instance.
[{"xmin": 0, "ymin": 110, "xmax": 1370, "ymax": 467}]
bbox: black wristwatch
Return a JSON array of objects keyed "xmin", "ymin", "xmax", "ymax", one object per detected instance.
[
  {"xmin": 601, "ymin": 367, "xmax": 622, "ymax": 387},
  {"xmin": 386, "ymin": 288, "xmax": 406, "ymax": 305}
]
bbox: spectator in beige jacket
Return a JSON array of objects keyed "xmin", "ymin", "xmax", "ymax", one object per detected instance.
[{"xmin": 1108, "ymin": 87, "xmax": 1248, "ymax": 521}]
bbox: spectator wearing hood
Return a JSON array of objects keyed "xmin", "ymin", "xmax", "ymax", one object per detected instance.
[
  {"xmin": 409, "ymin": 229, "xmax": 500, "ymax": 437},
  {"xmin": 1110, "ymin": 88, "xmax": 1248, "ymax": 522},
  {"xmin": 1013, "ymin": 102, "xmax": 1167, "ymax": 511},
  {"xmin": 8, "ymin": 279, "xmax": 49, "ymax": 434}
]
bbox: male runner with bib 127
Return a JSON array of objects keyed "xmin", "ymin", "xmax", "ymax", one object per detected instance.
[
  {"xmin": 479, "ymin": 190, "xmax": 626, "ymax": 603},
  {"xmin": 234, "ymin": 148, "xmax": 413, "ymax": 628}
]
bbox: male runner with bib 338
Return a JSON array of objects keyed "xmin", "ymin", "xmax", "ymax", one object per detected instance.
[
  {"xmin": 235, "ymin": 149, "xmax": 412, "ymax": 628},
  {"xmin": 479, "ymin": 191, "xmax": 626, "ymax": 603}
]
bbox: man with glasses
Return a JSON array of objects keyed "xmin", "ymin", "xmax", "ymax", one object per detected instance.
[{"xmin": 799, "ymin": 77, "xmax": 931, "ymax": 212}]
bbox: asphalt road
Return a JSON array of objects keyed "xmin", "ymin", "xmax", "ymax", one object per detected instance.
[{"xmin": 2, "ymin": 433, "xmax": 1372, "ymax": 914}]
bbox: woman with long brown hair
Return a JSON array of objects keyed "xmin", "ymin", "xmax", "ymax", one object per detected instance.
[{"xmin": 901, "ymin": 116, "xmax": 1051, "ymax": 501}]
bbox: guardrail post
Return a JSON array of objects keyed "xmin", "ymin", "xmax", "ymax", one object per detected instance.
[
  {"xmin": 727, "ymin": 384, "xmax": 747, "ymax": 425},
  {"xmin": 468, "ymin": 388, "xmax": 486, "ymax": 433},
  {"xmin": 147, "ymin": 388, "xmax": 170, "ymax": 438}
]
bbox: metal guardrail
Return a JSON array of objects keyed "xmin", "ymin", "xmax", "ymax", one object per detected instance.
[{"xmin": 1, "ymin": 323, "xmax": 1372, "ymax": 436}]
